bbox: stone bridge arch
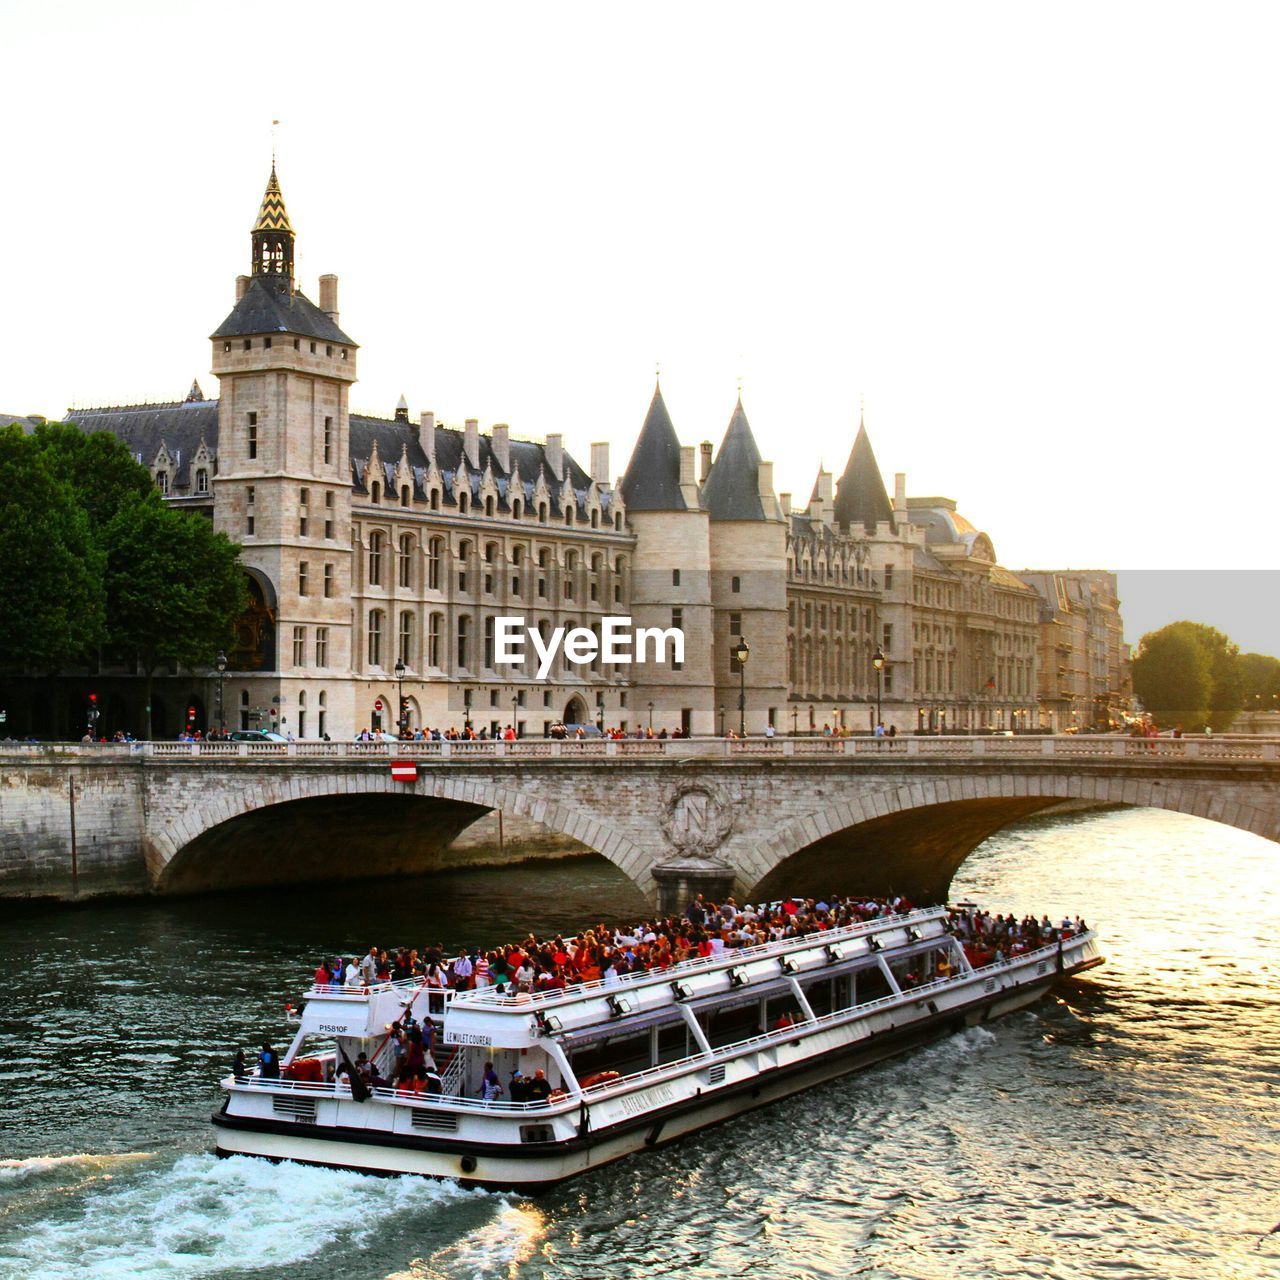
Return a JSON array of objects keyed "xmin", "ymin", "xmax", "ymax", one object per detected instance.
[
  {"xmin": 742, "ymin": 770, "xmax": 1280, "ymax": 904},
  {"xmin": 150, "ymin": 767, "xmax": 649, "ymax": 895}
]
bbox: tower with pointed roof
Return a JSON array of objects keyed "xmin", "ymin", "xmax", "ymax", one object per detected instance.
[
  {"xmin": 620, "ymin": 382, "xmax": 716, "ymax": 735},
  {"xmin": 702, "ymin": 396, "xmax": 788, "ymax": 732},
  {"xmin": 209, "ymin": 165, "xmax": 359, "ymax": 730}
]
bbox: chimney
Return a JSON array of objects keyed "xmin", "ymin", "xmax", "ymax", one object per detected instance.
[
  {"xmin": 894, "ymin": 471, "xmax": 907, "ymax": 512},
  {"xmin": 464, "ymin": 419, "xmax": 481, "ymax": 470},
  {"xmin": 679, "ymin": 445, "xmax": 696, "ymax": 488},
  {"xmin": 491, "ymin": 423, "xmax": 511, "ymax": 472},
  {"xmin": 235, "ymin": 274, "xmax": 250, "ymax": 302},
  {"xmin": 319, "ymin": 274, "xmax": 339, "ymax": 322},
  {"xmin": 419, "ymin": 411, "xmax": 435, "ymax": 458},
  {"xmin": 699, "ymin": 440, "xmax": 714, "ymax": 483},
  {"xmin": 817, "ymin": 471, "xmax": 833, "ymax": 502},
  {"xmin": 780, "ymin": 492, "xmax": 792, "ymax": 516},
  {"xmin": 757, "ymin": 460, "xmax": 774, "ymax": 497},
  {"xmin": 679, "ymin": 446, "xmax": 699, "ymax": 506},
  {"xmin": 590, "ymin": 442, "xmax": 610, "ymax": 485},
  {"xmin": 544, "ymin": 433, "xmax": 564, "ymax": 480}
]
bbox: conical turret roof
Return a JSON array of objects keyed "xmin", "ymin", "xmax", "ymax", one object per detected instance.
[
  {"xmin": 253, "ymin": 166, "xmax": 293, "ymax": 234},
  {"xmin": 833, "ymin": 417, "xmax": 894, "ymax": 531},
  {"xmin": 620, "ymin": 383, "xmax": 691, "ymax": 511},
  {"xmin": 702, "ymin": 397, "xmax": 767, "ymax": 521}
]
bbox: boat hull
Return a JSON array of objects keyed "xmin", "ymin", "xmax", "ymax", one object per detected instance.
[{"xmin": 214, "ymin": 961, "xmax": 1097, "ymax": 1191}]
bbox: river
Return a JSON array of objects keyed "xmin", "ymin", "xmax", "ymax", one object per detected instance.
[{"xmin": 0, "ymin": 806, "xmax": 1276, "ymax": 1279}]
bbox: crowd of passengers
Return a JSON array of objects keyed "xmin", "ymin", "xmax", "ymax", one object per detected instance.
[{"xmin": 311, "ymin": 895, "xmax": 1089, "ymax": 1002}]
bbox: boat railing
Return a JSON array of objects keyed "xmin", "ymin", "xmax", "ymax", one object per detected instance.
[
  {"xmin": 456, "ymin": 906, "xmax": 948, "ymax": 1011},
  {"xmin": 230, "ymin": 932, "xmax": 1094, "ymax": 1111},
  {"xmin": 575, "ymin": 930, "xmax": 1097, "ymax": 1101},
  {"xmin": 306, "ymin": 976, "xmax": 457, "ymax": 1010}
]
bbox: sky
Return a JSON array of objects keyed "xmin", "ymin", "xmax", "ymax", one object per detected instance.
[{"xmin": 1, "ymin": 2, "xmax": 1276, "ymax": 649}]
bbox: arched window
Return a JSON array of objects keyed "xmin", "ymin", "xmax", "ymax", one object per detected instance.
[
  {"xmin": 400, "ymin": 485, "xmax": 411, "ymax": 508},
  {"xmin": 590, "ymin": 508, "xmax": 599, "ymax": 528},
  {"xmin": 485, "ymin": 542, "xmax": 498, "ymax": 564},
  {"xmin": 430, "ymin": 488, "xmax": 440, "ymax": 511},
  {"xmin": 485, "ymin": 495, "xmax": 495, "ymax": 517},
  {"xmin": 398, "ymin": 534, "xmax": 413, "ymax": 588},
  {"xmin": 370, "ymin": 481, "xmax": 381, "ymax": 504},
  {"xmin": 298, "ymin": 689, "xmax": 307, "ymax": 739},
  {"xmin": 368, "ymin": 532, "xmax": 383, "ymax": 586},
  {"xmin": 458, "ymin": 488, "xmax": 469, "ymax": 514},
  {"xmin": 367, "ymin": 610, "xmax": 384, "ymax": 667},
  {"xmin": 565, "ymin": 504, "xmax": 573, "ymax": 525},
  {"xmin": 427, "ymin": 537, "xmax": 442, "ymax": 591},
  {"xmin": 317, "ymin": 690, "xmax": 327, "ymax": 739},
  {"xmin": 614, "ymin": 511, "xmax": 623, "ymax": 530},
  {"xmin": 512, "ymin": 498, "xmax": 522, "ymax": 519}
]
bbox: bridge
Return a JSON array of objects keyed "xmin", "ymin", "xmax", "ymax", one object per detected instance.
[{"xmin": 2, "ymin": 736, "xmax": 1277, "ymax": 908}]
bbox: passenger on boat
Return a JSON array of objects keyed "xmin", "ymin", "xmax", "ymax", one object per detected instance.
[
  {"xmin": 480, "ymin": 1062, "xmax": 502, "ymax": 1101},
  {"xmin": 258, "ymin": 1043, "xmax": 280, "ymax": 1078}
]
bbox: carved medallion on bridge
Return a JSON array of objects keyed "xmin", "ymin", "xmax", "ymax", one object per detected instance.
[{"xmin": 660, "ymin": 782, "xmax": 737, "ymax": 856}]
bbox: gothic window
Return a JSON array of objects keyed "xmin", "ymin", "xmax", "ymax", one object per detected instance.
[
  {"xmin": 195, "ymin": 469, "xmax": 208, "ymax": 494},
  {"xmin": 155, "ymin": 471, "xmax": 168, "ymax": 495},
  {"xmin": 398, "ymin": 535, "xmax": 413, "ymax": 589},
  {"xmin": 401, "ymin": 485, "xmax": 411, "ymax": 508},
  {"xmin": 398, "ymin": 611, "xmax": 414, "ymax": 667},
  {"xmin": 367, "ymin": 610, "xmax": 384, "ymax": 667},
  {"xmin": 456, "ymin": 615, "xmax": 470, "ymax": 669},
  {"xmin": 368, "ymin": 532, "xmax": 383, "ymax": 586},
  {"xmin": 427, "ymin": 537, "xmax": 442, "ymax": 591},
  {"xmin": 428, "ymin": 613, "xmax": 443, "ymax": 668},
  {"xmin": 370, "ymin": 481, "xmax": 381, "ymax": 504}
]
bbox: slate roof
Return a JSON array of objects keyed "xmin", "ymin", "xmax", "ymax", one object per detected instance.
[
  {"xmin": 345, "ymin": 413, "xmax": 608, "ymax": 518},
  {"xmin": 67, "ymin": 399, "xmax": 219, "ymax": 489},
  {"xmin": 0, "ymin": 413, "xmax": 42, "ymax": 433},
  {"xmin": 211, "ymin": 275, "xmax": 354, "ymax": 345},
  {"xmin": 254, "ymin": 167, "xmax": 293, "ymax": 234},
  {"xmin": 833, "ymin": 421, "xmax": 895, "ymax": 532},
  {"xmin": 620, "ymin": 383, "xmax": 694, "ymax": 512},
  {"xmin": 701, "ymin": 398, "xmax": 766, "ymax": 521}
]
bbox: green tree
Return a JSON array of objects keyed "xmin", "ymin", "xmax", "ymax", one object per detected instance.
[
  {"xmin": 0, "ymin": 426, "xmax": 104, "ymax": 673},
  {"xmin": 29, "ymin": 421, "xmax": 158, "ymax": 529},
  {"xmin": 102, "ymin": 497, "xmax": 246, "ymax": 738},
  {"xmin": 1239, "ymin": 652, "xmax": 1280, "ymax": 703},
  {"xmin": 1132, "ymin": 621, "xmax": 1244, "ymax": 732}
]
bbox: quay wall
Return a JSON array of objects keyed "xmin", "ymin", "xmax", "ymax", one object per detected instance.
[{"xmin": 0, "ymin": 756, "xmax": 149, "ymax": 899}]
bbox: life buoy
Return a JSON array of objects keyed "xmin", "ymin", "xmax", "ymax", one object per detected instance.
[{"xmin": 578, "ymin": 1070, "xmax": 621, "ymax": 1090}]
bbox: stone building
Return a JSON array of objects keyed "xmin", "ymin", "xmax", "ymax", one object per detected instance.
[
  {"xmin": 42, "ymin": 165, "xmax": 1121, "ymax": 741},
  {"xmin": 1018, "ymin": 571, "xmax": 1129, "ymax": 730}
]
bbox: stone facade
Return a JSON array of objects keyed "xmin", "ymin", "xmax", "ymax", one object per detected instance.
[{"xmin": 45, "ymin": 167, "xmax": 1127, "ymax": 744}]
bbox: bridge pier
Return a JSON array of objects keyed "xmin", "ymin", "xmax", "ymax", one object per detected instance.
[{"xmin": 651, "ymin": 860, "xmax": 737, "ymax": 915}]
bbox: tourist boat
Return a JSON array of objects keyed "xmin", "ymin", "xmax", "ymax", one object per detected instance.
[{"xmin": 212, "ymin": 906, "xmax": 1102, "ymax": 1190}]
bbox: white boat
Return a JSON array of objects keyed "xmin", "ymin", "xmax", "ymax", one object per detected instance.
[{"xmin": 212, "ymin": 906, "xmax": 1102, "ymax": 1190}]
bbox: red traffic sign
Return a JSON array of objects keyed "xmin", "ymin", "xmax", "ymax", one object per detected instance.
[
  {"xmin": 374, "ymin": 698, "xmax": 384, "ymax": 712},
  {"xmin": 390, "ymin": 760, "xmax": 418, "ymax": 783}
]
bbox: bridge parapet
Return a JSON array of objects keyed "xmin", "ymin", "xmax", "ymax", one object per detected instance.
[{"xmin": 2, "ymin": 734, "xmax": 1277, "ymax": 765}]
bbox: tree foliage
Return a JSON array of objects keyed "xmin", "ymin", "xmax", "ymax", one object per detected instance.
[
  {"xmin": 1132, "ymin": 621, "xmax": 1245, "ymax": 731},
  {"xmin": 0, "ymin": 425, "xmax": 104, "ymax": 671},
  {"xmin": 0, "ymin": 427, "xmax": 246, "ymax": 723},
  {"xmin": 1238, "ymin": 652, "xmax": 1280, "ymax": 703}
]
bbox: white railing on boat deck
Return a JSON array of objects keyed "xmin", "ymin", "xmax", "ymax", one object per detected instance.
[
  {"xmin": 306, "ymin": 975, "xmax": 457, "ymax": 1012},
  {"xmin": 230, "ymin": 933, "xmax": 1094, "ymax": 1112},
  {"xmin": 456, "ymin": 906, "xmax": 947, "ymax": 1011}
]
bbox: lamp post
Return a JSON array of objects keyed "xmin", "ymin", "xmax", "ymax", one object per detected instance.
[
  {"xmin": 872, "ymin": 646, "xmax": 885, "ymax": 730},
  {"xmin": 512, "ymin": 693, "xmax": 519, "ymax": 738},
  {"xmin": 216, "ymin": 650, "xmax": 227, "ymax": 736},
  {"xmin": 86, "ymin": 693, "xmax": 99, "ymax": 740},
  {"xmin": 719, "ymin": 704, "xmax": 726, "ymax": 736},
  {"xmin": 647, "ymin": 700, "xmax": 654, "ymax": 732},
  {"xmin": 394, "ymin": 658, "xmax": 406, "ymax": 737},
  {"xmin": 732, "ymin": 636, "xmax": 750, "ymax": 737},
  {"xmin": 791, "ymin": 704, "xmax": 798, "ymax": 736}
]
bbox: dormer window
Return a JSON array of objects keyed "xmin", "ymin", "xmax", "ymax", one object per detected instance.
[
  {"xmin": 195, "ymin": 469, "xmax": 209, "ymax": 494},
  {"xmin": 155, "ymin": 471, "xmax": 168, "ymax": 495},
  {"xmin": 370, "ymin": 481, "xmax": 381, "ymax": 504}
]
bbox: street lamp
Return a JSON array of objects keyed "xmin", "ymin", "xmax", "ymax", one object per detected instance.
[
  {"xmin": 732, "ymin": 636, "xmax": 750, "ymax": 737},
  {"xmin": 512, "ymin": 693, "xmax": 519, "ymax": 737},
  {"xmin": 872, "ymin": 646, "xmax": 885, "ymax": 730},
  {"xmin": 791, "ymin": 705, "xmax": 799, "ymax": 736},
  {"xmin": 719, "ymin": 704, "xmax": 726, "ymax": 736},
  {"xmin": 216, "ymin": 650, "xmax": 227, "ymax": 736},
  {"xmin": 647, "ymin": 700, "xmax": 654, "ymax": 732},
  {"xmin": 394, "ymin": 658, "xmax": 407, "ymax": 736},
  {"xmin": 86, "ymin": 693, "xmax": 99, "ymax": 740}
]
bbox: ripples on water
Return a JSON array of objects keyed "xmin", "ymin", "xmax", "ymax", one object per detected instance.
[{"xmin": 0, "ymin": 807, "xmax": 1276, "ymax": 1280}]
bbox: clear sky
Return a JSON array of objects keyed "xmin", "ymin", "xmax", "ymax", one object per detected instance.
[{"xmin": 2, "ymin": 3, "xmax": 1277, "ymax": 629}]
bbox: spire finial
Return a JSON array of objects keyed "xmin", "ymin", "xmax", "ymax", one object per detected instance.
[
  {"xmin": 271, "ymin": 119, "xmax": 280, "ymax": 172},
  {"xmin": 655, "ymin": 360, "xmax": 661, "ymax": 388}
]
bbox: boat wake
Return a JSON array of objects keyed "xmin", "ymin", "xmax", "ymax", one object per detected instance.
[
  {"xmin": 0, "ymin": 1152, "xmax": 482, "ymax": 1280},
  {"xmin": 0, "ymin": 1152, "xmax": 153, "ymax": 1183}
]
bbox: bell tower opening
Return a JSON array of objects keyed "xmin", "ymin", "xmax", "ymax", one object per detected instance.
[{"xmin": 251, "ymin": 166, "xmax": 295, "ymax": 284}]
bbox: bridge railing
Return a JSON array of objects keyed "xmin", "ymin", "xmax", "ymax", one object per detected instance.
[{"xmin": 2, "ymin": 735, "xmax": 1276, "ymax": 763}]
